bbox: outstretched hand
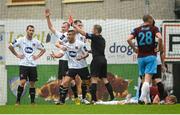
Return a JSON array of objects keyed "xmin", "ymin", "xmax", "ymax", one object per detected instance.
[{"xmin": 45, "ymin": 8, "xmax": 51, "ymax": 17}]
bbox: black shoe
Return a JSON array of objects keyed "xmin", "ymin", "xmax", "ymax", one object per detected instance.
[
  {"xmin": 146, "ymin": 102, "xmax": 152, "ymax": 105},
  {"xmin": 138, "ymin": 100, "xmax": 145, "ymax": 104},
  {"xmin": 56, "ymin": 101, "xmax": 65, "ymax": 105}
]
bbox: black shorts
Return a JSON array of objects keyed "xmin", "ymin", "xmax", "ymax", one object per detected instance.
[
  {"xmin": 19, "ymin": 66, "xmax": 38, "ymax": 82},
  {"xmin": 66, "ymin": 67, "xmax": 90, "ymax": 80},
  {"xmin": 152, "ymin": 65, "xmax": 162, "ymax": 80},
  {"xmin": 90, "ymin": 56, "xmax": 107, "ymax": 78},
  {"xmin": 58, "ymin": 60, "xmax": 68, "ymax": 80}
]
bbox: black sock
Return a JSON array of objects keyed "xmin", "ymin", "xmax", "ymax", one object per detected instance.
[
  {"xmin": 138, "ymin": 82, "xmax": 143, "ymax": 99},
  {"xmin": 105, "ymin": 82, "xmax": 114, "ymax": 100},
  {"xmin": 59, "ymin": 85, "xmax": 68, "ymax": 103},
  {"xmin": 71, "ymin": 84, "xmax": 78, "ymax": 98},
  {"xmin": 17, "ymin": 85, "xmax": 24, "ymax": 102},
  {"xmin": 29, "ymin": 88, "xmax": 36, "ymax": 103},
  {"xmin": 90, "ymin": 83, "xmax": 97, "ymax": 102},
  {"xmin": 157, "ymin": 82, "xmax": 165, "ymax": 101},
  {"xmin": 81, "ymin": 83, "xmax": 87, "ymax": 99}
]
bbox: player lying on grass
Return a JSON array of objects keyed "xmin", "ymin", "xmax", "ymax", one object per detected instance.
[
  {"xmin": 50, "ymin": 30, "xmax": 90, "ymax": 104},
  {"xmin": 45, "ymin": 9, "xmax": 80, "ymax": 104},
  {"xmin": 72, "ymin": 23, "xmax": 115, "ymax": 103},
  {"xmin": 127, "ymin": 14, "xmax": 163, "ymax": 104},
  {"xmin": 8, "ymin": 25, "xmax": 46, "ymax": 105},
  {"xmin": 95, "ymin": 90, "xmax": 177, "ymax": 105}
]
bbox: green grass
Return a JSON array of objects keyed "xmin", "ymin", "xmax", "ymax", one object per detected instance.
[{"xmin": 0, "ymin": 104, "xmax": 179, "ymax": 114}]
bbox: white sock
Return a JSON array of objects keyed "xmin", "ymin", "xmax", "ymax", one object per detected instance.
[
  {"xmin": 139, "ymin": 82, "xmax": 149, "ymax": 102},
  {"xmin": 146, "ymin": 89, "xmax": 151, "ymax": 103}
]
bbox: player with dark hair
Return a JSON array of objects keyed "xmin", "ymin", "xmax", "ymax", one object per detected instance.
[
  {"xmin": 45, "ymin": 9, "xmax": 80, "ymax": 103},
  {"xmin": 127, "ymin": 14, "xmax": 163, "ymax": 104},
  {"xmin": 72, "ymin": 24, "xmax": 115, "ymax": 103},
  {"xmin": 51, "ymin": 30, "xmax": 90, "ymax": 104},
  {"xmin": 72, "ymin": 19, "xmax": 91, "ymax": 104},
  {"xmin": 8, "ymin": 25, "xmax": 46, "ymax": 105},
  {"xmin": 73, "ymin": 20, "xmax": 87, "ymax": 43}
]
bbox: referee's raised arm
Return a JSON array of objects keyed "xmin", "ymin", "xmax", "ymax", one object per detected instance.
[{"xmin": 72, "ymin": 23, "xmax": 86, "ymax": 37}]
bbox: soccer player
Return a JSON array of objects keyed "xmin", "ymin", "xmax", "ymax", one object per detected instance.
[
  {"xmin": 73, "ymin": 20, "xmax": 91, "ymax": 103},
  {"xmin": 8, "ymin": 25, "xmax": 46, "ymax": 105},
  {"xmin": 45, "ymin": 9, "xmax": 79, "ymax": 101},
  {"xmin": 51, "ymin": 30, "xmax": 90, "ymax": 104},
  {"xmin": 72, "ymin": 24, "xmax": 115, "ymax": 103},
  {"xmin": 127, "ymin": 15, "xmax": 163, "ymax": 104},
  {"xmin": 138, "ymin": 19, "xmax": 166, "ymax": 103}
]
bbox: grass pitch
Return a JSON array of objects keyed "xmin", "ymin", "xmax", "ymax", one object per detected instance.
[{"xmin": 0, "ymin": 104, "xmax": 179, "ymax": 114}]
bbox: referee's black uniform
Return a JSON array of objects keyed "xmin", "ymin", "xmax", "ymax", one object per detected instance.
[
  {"xmin": 86, "ymin": 33, "xmax": 107, "ymax": 78},
  {"xmin": 85, "ymin": 33, "xmax": 114, "ymax": 102}
]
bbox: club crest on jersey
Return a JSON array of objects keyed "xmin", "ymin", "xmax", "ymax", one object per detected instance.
[
  {"xmin": 75, "ymin": 46, "xmax": 78, "ymax": 49},
  {"xmin": 80, "ymin": 37, "xmax": 83, "ymax": 41},
  {"xmin": 32, "ymin": 43, "xmax": 36, "ymax": 47},
  {"xmin": 69, "ymin": 51, "xmax": 77, "ymax": 57},
  {"xmin": 25, "ymin": 47, "xmax": 33, "ymax": 53},
  {"xmin": 12, "ymin": 39, "xmax": 17, "ymax": 45}
]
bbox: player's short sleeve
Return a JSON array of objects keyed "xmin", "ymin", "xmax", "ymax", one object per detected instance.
[
  {"xmin": 86, "ymin": 33, "xmax": 95, "ymax": 40},
  {"xmin": 154, "ymin": 26, "xmax": 160, "ymax": 34},
  {"xmin": 54, "ymin": 30, "xmax": 63, "ymax": 38},
  {"xmin": 55, "ymin": 30, "xmax": 67, "ymax": 43},
  {"xmin": 130, "ymin": 28, "xmax": 137, "ymax": 38},
  {"xmin": 81, "ymin": 42, "xmax": 88, "ymax": 54},
  {"xmin": 36, "ymin": 40, "xmax": 45, "ymax": 49},
  {"xmin": 11, "ymin": 38, "xmax": 21, "ymax": 47}
]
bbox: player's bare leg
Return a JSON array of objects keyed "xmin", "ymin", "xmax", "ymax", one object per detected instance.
[
  {"xmin": 16, "ymin": 79, "xmax": 26, "ymax": 106},
  {"xmin": 102, "ymin": 78, "xmax": 115, "ymax": 101},
  {"xmin": 139, "ymin": 74, "xmax": 152, "ymax": 104},
  {"xmin": 29, "ymin": 81, "xmax": 36, "ymax": 105}
]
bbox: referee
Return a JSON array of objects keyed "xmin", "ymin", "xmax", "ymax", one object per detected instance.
[{"xmin": 72, "ymin": 24, "xmax": 114, "ymax": 103}]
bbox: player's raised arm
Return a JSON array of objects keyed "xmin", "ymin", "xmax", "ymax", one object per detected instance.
[
  {"xmin": 45, "ymin": 9, "xmax": 56, "ymax": 34},
  {"xmin": 8, "ymin": 39, "xmax": 24, "ymax": 59},
  {"xmin": 127, "ymin": 34, "xmax": 138, "ymax": 53}
]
